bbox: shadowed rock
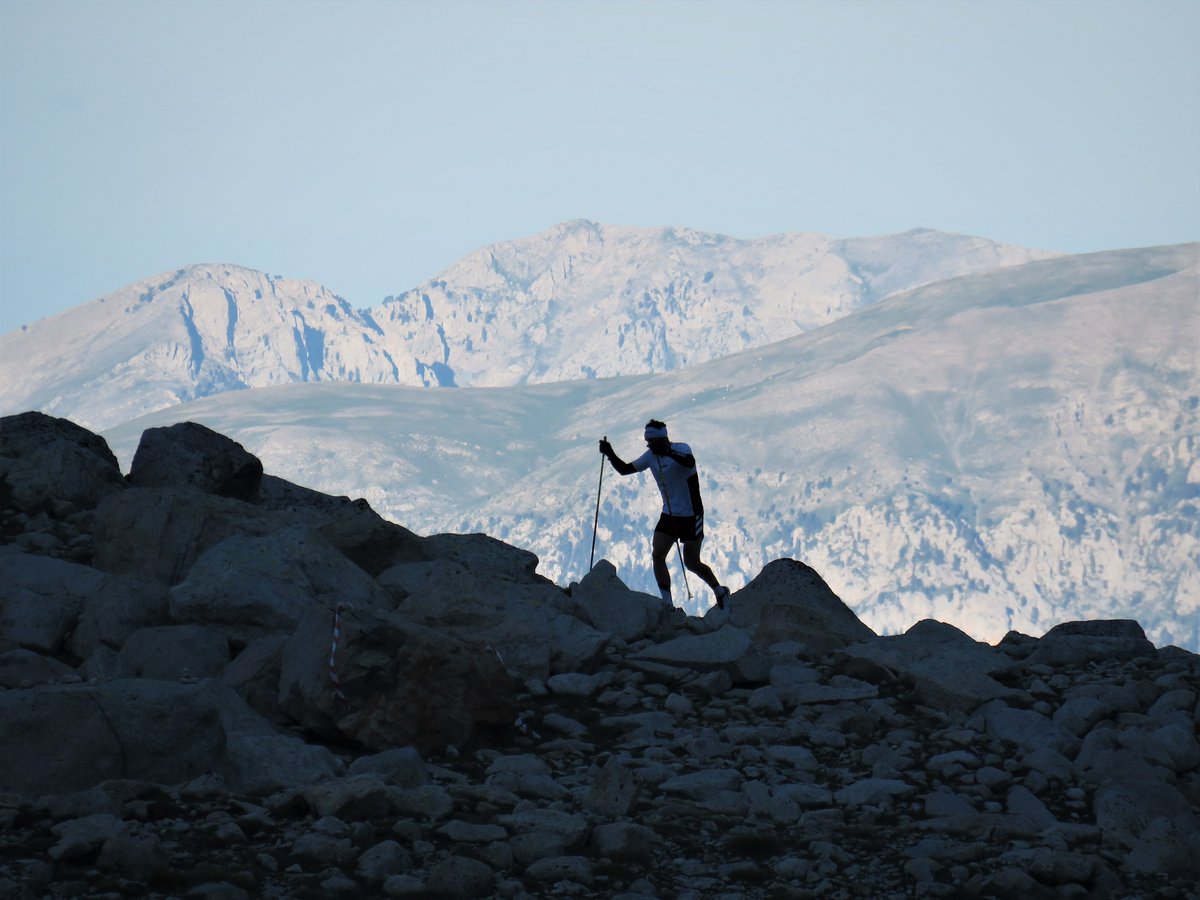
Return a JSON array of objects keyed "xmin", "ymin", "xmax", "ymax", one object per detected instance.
[
  {"xmin": 842, "ymin": 619, "xmax": 1025, "ymax": 711},
  {"xmin": 0, "ymin": 410, "xmax": 127, "ymax": 512},
  {"xmin": 128, "ymin": 421, "xmax": 263, "ymax": 501},
  {"xmin": 0, "ymin": 679, "xmax": 337, "ymax": 798},
  {"xmin": 278, "ymin": 605, "xmax": 518, "ymax": 755},
  {"xmin": 729, "ymin": 559, "xmax": 877, "ymax": 654}
]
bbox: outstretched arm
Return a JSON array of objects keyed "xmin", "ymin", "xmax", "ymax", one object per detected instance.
[{"xmin": 599, "ymin": 439, "xmax": 637, "ymax": 476}]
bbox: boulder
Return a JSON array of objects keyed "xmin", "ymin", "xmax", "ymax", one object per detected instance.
[
  {"xmin": 728, "ymin": 559, "xmax": 875, "ymax": 655},
  {"xmin": 421, "ymin": 531, "xmax": 549, "ymax": 586},
  {"xmin": 381, "ymin": 560, "xmax": 607, "ymax": 680},
  {"xmin": 842, "ymin": 619, "xmax": 1024, "ymax": 711},
  {"xmin": 277, "ymin": 604, "xmax": 517, "ymax": 754},
  {"xmin": 127, "ymin": 421, "xmax": 263, "ymax": 501},
  {"xmin": 969, "ymin": 700, "xmax": 1080, "ymax": 758},
  {"xmin": 1023, "ymin": 620, "xmax": 1157, "ymax": 668},
  {"xmin": 1094, "ymin": 777, "xmax": 1196, "ymax": 850},
  {"xmin": 567, "ymin": 560, "xmax": 674, "ymax": 643},
  {"xmin": 345, "ymin": 747, "xmax": 431, "ymax": 788},
  {"xmin": 169, "ymin": 523, "xmax": 394, "ymax": 643},
  {"xmin": 630, "ymin": 625, "xmax": 767, "ymax": 683},
  {"xmin": 0, "ymin": 411, "xmax": 127, "ymax": 512}
]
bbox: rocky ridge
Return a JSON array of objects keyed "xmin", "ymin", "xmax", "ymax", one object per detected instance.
[{"xmin": 1, "ymin": 411, "xmax": 1198, "ymax": 899}]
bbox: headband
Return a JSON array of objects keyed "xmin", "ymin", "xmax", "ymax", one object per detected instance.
[{"xmin": 644, "ymin": 425, "xmax": 669, "ymax": 440}]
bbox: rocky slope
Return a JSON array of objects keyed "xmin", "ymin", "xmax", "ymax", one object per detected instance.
[{"xmin": 1, "ymin": 412, "xmax": 1198, "ymax": 899}]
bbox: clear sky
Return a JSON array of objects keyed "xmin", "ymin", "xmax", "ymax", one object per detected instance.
[{"xmin": 2, "ymin": 0, "xmax": 1197, "ymax": 333}]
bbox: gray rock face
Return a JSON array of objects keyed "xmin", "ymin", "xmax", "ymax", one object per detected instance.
[{"xmin": 0, "ymin": 413, "xmax": 1197, "ymax": 900}]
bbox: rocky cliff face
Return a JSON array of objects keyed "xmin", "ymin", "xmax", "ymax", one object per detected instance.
[{"xmin": 1, "ymin": 411, "xmax": 1197, "ymax": 899}]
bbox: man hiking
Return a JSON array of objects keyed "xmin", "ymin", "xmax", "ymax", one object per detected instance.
[{"xmin": 599, "ymin": 420, "xmax": 731, "ymax": 610}]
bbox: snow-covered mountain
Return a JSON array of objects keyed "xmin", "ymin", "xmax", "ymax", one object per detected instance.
[
  {"xmin": 371, "ymin": 221, "xmax": 1057, "ymax": 386},
  {"xmin": 0, "ymin": 222, "xmax": 1054, "ymax": 430},
  {"xmin": 102, "ymin": 243, "xmax": 1200, "ymax": 651}
]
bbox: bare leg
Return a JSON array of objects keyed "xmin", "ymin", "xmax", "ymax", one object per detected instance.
[
  {"xmin": 651, "ymin": 530, "xmax": 674, "ymax": 593},
  {"xmin": 682, "ymin": 538, "xmax": 722, "ymax": 593}
]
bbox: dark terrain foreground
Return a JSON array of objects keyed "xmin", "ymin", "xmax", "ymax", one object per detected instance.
[{"xmin": 1, "ymin": 412, "xmax": 1197, "ymax": 899}]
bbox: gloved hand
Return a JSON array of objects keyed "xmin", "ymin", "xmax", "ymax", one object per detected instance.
[{"xmin": 599, "ymin": 438, "xmax": 614, "ymax": 457}]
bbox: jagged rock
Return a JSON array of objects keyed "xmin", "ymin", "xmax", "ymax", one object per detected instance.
[
  {"xmin": 1123, "ymin": 814, "xmax": 1200, "ymax": 878},
  {"xmin": 290, "ymin": 828, "xmax": 356, "ymax": 870},
  {"xmin": 277, "ymin": 604, "xmax": 517, "ymax": 754},
  {"xmin": 0, "ymin": 411, "xmax": 127, "ymax": 512},
  {"xmin": 727, "ymin": 558, "xmax": 876, "ymax": 654},
  {"xmin": 843, "ymin": 619, "xmax": 1025, "ymax": 711},
  {"xmin": 127, "ymin": 421, "xmax": 263, "ymax": 501},
  {"xmin": 169, "ymin": 523, "xmax": 395, "ymax": 643},
  {"xmin": 1094, "ymin": 777, "xmax": 1196, "ymax": 848}
]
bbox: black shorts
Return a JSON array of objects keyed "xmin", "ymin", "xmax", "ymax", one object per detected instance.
[{"xmin": 655, "ymin": 513, "xmax": 704, "ymax": 542}]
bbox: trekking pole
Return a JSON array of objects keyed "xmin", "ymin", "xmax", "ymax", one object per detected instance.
[
  {"xmin": 652, "ymin": 453, "xmax": 693, "ymax": 600},
  {"xmin": 589, "ymin": 436, "xmax": 606, "ymax": 571}
]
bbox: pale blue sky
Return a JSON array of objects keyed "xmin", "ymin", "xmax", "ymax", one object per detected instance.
[{"xmin": 2, "ymin": 0, "xmax": 1197, "ymax": 333}]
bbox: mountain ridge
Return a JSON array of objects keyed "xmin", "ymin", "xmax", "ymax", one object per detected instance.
[{"xmin": 0, "ymin": 222, "xmax": 1056, "ymax": 431}]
